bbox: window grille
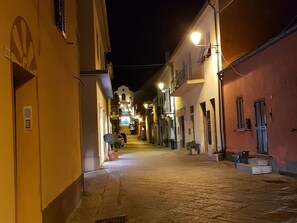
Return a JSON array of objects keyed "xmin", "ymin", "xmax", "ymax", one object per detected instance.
[
  {"xmin": 54, "ymin": 0, "xmax": 66, "ymax": 37},
  {"xmin": 236, "ymin": 96, "xmax": 244, "ymax": 129}
]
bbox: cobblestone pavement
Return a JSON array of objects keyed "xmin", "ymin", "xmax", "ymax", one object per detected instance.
[{"xmin": 67, "ymin": 137, "xmax": 297, "ymax": 223}]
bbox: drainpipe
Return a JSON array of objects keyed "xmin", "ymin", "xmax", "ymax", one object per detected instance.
[{"xmin": 208, "ymin": 0, "xmax": 226, "ymax": 154}]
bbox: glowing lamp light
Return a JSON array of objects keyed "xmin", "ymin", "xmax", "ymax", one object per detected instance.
[
  {"xmin": 190, "ymin": 31, "xmax": 202, "ymax": 46},
  {"xmin": 158, "ymin": 82, "xmax": 165, "ymax": 91}
]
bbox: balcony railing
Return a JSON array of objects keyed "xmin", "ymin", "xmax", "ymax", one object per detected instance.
[
  {"xmin": 170, "ymin": 65, "xmax": 204, "ymax": 96},
  {"xmin": 170, "ymin": 68, "xmax": 185, "ymax": 93}
]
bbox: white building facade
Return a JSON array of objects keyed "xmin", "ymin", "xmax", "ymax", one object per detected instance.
[{"xmin": 159, "ymin": 1, "xmax": 223, "ymax": 155}]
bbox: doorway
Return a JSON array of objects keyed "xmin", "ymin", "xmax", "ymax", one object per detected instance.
[
  {"xmin": 200, "ymin": 102, "xmax": 208, "ymax": 153},
  {"xmin": 178, "ymin": 116, "xmax": 185, "ymax": 148},
  {"xmin": 13, "ymin": 63, "xmax": 42, "ymax": 223},
  {"xmin": 190, "ymin": 115, "xmax": 195, "ymax": 141},
  {"xmin": 254, "ymin": 99, "xmax": 268, "ymax": 154},
  {"xmin": 210, "ymin": 98, "xmax": 217, "ymax": 152}
]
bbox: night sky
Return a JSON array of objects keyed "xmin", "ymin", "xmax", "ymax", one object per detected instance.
[{"xmin": 106, "ymin": 0, "xmax": 205, "ymax": 93}]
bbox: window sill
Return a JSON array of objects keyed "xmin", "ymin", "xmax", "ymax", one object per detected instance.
[{"xmin": 233, "ymin": 129, "xmax": 252, "ymax": 132}]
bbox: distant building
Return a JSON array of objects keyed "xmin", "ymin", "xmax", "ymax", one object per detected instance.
[{"xmin": 114, "ymin": 85, "xmax": 133, "ymax": 126}]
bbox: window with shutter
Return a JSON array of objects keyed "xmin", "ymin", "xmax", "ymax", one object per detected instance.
[{"xmin": 236, "ymin": 96, "xmax": 244, "ymax": 130}]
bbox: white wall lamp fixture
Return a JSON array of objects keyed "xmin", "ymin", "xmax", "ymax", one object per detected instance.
[
  {"xmin": 190, "ymin": 31, "xmax": 219, "ymax": 53},
  {"xmin": 143, "ymin": 102, "xmax": 153, "ymax": 109},
  {"xmin": 158, "ymin": 82, "xmax": 170, "ymax": 93}
]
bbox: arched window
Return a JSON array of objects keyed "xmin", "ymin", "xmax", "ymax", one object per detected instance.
[{"xmin": 122, "ymin": 93, "xmax": 126, "ymax": 100}]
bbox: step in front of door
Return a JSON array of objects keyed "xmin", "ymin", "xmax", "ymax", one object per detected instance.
[
  {"xmin": 248, "ymin": 158, "xmax": 269, "ymax": 166},
  {"xmin": 237, "ymin": 163, "xmax": 272, "ymax": 174}
]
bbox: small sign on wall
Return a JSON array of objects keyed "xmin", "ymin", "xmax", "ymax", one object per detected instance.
[{"xmin": 23, "ymin": 106, "xmax": 32, "ymax": 130}]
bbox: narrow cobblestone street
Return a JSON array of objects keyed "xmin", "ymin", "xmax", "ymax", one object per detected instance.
[{"xmin": 67, "ymin": 135, "xmax": 297, "ymax": 223}]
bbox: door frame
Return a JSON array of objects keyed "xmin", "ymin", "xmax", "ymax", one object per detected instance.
[{"xmin": 254, "ymin": 98, "xmax": 268, "ymax": 154}]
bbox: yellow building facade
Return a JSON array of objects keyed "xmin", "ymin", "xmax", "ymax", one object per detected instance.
[
  {"xmin": 78, "ymin": 0, "xmax": 113, "ymax": 172},
  {"xmin": 0, "ymin": 1, "xmax": 82, "ymax": 222}
]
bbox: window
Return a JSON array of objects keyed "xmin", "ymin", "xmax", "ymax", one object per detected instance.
[
  {"xmin": 190, "ymin": 105, "xmax": 194, "ymax": 114},
  {"xmin": 236, "ymin": 96, "xmax": 244, "ymax": 129},
  {"xmin": 54, "ymin": 0, "xmax": 66, "ymax": 37}
]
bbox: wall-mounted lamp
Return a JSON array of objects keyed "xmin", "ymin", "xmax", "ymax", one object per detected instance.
[
  {"xmin": 143, "ymin": 102, "xmax": 153, "ymax": 110},
  {"xmin": 158, "ymin": 82, "xmax": 169, "ymax": 93},
  {"xmin": 190, "ymin": 31, "xmax": 219, "ymax": 52},
  {"xmin": 158, "ymin": 82, "xmax": 165, "ymax": 91}
]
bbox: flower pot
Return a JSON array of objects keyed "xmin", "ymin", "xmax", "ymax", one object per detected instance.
[
  {"xmin": 213, "ymin": 153, "xmax": 223, "ymax": 161},
  {"xmin": 189, "ymin": 148, "xmax": 198, "ymax": 155},
  {"xmin": 108, "ymin": 151, "xmax": 118, "ymax": 161}
]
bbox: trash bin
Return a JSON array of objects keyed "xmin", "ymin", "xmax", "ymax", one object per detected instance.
[
  {"xmin": 170, "ymin": 139, "xmax": 175, "ymax": 150},
  {"xmin": 239, "ymin": 151, "xmax": 249, "ymax": 164}
]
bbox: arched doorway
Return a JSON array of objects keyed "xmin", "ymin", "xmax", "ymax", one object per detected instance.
[{"xmin": 11, "ymin": 17, "xmax": 42, "ymax": 223}]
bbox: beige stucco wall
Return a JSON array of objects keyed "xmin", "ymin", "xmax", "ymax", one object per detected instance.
[
  {"xmin": 0, "ymin": 32, "xmax": 15, "ymax": 223},
  {"xmin": 96, "ymin": 80, "xmax": 109, "ymax": 164},
  {"xmin": 81, "ymin": 76, "xmax": 100, "ymax": 171},
  {"xmin": 80, "ymin": 75, "xmax": 110, "ymax": 171},
  {"xmin": 78, "ymin": 0, "xmax": 110, "ymax": 71},
  {"xmin": 37, "ymin": 1, "xmax": 82, "ymax": 209},
  {"xmin": 78, "ymin": 0, "xmax": 96, "ymax": 70},
  {"xmin": 0, "ymin": 1, "xmax": 40, "ymax": 222}
]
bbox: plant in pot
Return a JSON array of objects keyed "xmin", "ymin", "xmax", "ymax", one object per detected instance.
[
  {"xmin": 186, "ymin": 140, "xmax": 200, "ymax": 155},
  {"xmin": 103, "ymin": 133, "xmax": 119, "ymax": 161}
]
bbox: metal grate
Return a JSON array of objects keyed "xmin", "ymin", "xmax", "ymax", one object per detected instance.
[{"xmin": 95, "ymin": 215, "xmax": 127, "ymax": 223}]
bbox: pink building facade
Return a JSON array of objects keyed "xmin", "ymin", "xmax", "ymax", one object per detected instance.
[{"xmin": 220, "ymin": 26, "xmax": 297, "ymax": 175}]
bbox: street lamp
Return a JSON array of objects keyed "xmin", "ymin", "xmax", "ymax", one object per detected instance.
[
  {"xmin": 158, "ymin": 82, "xmax": 169, "ymax": 93},
  {"xmin": 143, "ymin": 103, "xmax": 148, "ymax": 109},
  {"xmin": 190, "ymin": 31, "xmax": 219, "ymax": 53},
  {"xmin": 190, "ymin": 31, "xmax": 202, "ymax": 46}
]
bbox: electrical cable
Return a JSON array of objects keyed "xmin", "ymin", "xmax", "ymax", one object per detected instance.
[
  {"xmin": 221, "ymin": 52, "xmax": 245, "ymax": 77},
  {"xmin": 219, "ymin": 0, "xmax": 235, "ymax": 13}
]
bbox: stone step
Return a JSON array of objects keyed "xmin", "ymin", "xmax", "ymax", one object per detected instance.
[
  {"xmin": 237, "ymin": 163, "xmax": 272, "ymax": 174},
  {"xmin": 248, "ymin": 158, "xmax": 268, "ymax": 166}
]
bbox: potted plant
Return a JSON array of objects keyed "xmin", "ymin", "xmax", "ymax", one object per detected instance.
[
  {"xmin": 103, "ymin": 133, "xmax": 119, "ymax": 161},
  {"xmin": 186, "ymin": 140, "xmax": 200, "ymax": 155},
  {"xmin": 114, "ymin": 138, "xmax": 123, "ymax": 150}
]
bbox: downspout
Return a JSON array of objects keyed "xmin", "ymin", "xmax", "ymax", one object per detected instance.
[{"xmin": 208, "ymin": 0, "xmax": 225, "ymax": 154}]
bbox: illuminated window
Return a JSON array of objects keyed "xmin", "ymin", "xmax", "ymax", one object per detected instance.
[{"xmin": 54, "ymin": 0, "xmax": 66, "ymax": 37}]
